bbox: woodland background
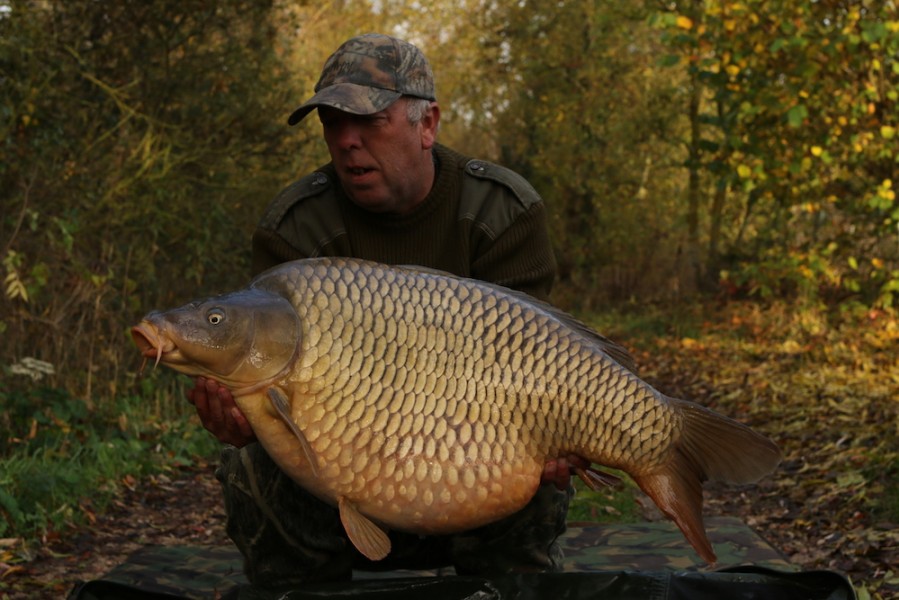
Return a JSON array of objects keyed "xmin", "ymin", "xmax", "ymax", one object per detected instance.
[{"xmin": 1, "ymin": 0, "xmax": 898, "ymax": 597}]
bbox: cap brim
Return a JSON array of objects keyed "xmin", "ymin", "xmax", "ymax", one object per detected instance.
[{"xmin": 287, "ymin": 83, "xmax": 403, "ymax": 126}]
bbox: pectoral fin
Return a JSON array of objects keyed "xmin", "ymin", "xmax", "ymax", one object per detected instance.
[
  {"xmin": 267, "ymin": 387, "xmax": 320, "ymax": 478},
  {"xmin": 338, "ymin": 496, "xmax": 391, "ymax": 561}
]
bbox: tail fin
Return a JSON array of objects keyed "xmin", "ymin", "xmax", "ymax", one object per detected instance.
[{"xmin": 632, "ymin": 397, "xmax": 781, "ymax": 564}]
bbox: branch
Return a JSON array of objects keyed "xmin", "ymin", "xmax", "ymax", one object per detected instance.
[{"xmin": 2, "ymin": 166, "xmax": 38, "ymax": 257}]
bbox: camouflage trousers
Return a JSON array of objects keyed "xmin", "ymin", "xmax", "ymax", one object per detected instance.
[{"xmin": 216, "ymin": 443, "xmax": 570, "ymax": 589}]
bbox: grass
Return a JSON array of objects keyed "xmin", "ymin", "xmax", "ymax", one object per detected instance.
[
  {"xmin": 0, "ymin": 370, "xmax": 218, "ymax": 546},
  {"xmin": 578, "ymin": 302, "xmax": 708, "ymax": 345},
  {"xmin": 568, "ymin": 475, "xmax": 643, "ymax": 524}
]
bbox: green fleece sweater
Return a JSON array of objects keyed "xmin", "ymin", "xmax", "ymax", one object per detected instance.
[{"xmin": 252, "ymin": 144, "xmax": 557, "ymax": 301}]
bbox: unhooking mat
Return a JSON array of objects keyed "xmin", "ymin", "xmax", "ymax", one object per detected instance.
[{"xmin": 67, "ymin": 517, "xmax": 856, "ymax": 600}]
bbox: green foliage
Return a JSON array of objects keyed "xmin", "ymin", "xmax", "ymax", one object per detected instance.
[
  {"xmin": 653, "ymin": 1, "xmax": 899, "ymax": 306},
  {"xmin": 0, "ymin": 380, "xmax": 218, "ymax": 541},
  {"xmin": 0, "ymin": 0, "xmax": 308, "ymax": 400},
  {"xmin": 568, "ymin": 476, "xmax": 643, "ymax": 525},
  {"xmin": 474, "ymin": 0, "xmax": 690, "ymax": 303},
  {"xmin": 581, "ymin": 304, "xmax": 707, "ymax": 345}
]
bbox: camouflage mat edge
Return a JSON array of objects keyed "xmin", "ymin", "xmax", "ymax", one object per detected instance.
[
  {"xmin": 560, "ymin": 516, "xmax": 794, "ymax": 573},
  {"xmin": 68, "ymin": 518, "xmax": 855, "ymax": 600}
]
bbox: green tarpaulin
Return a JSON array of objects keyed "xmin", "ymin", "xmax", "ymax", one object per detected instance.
[{"xmin": 68, "ymin": 518, "xmax": 855, "ymax": 600}]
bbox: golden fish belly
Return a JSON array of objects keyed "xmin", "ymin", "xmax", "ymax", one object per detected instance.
[{"xmin": 241, "ymin": 384, "xmax": 548, "ymax": 533}]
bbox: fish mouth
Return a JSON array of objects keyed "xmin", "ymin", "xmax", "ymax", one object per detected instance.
[{"xmin": 131, "ymin": 321, "xmax": 178, "ymax": 372}]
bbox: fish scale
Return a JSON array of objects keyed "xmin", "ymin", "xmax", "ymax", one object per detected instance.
[
  {"xmin": 132, "ymin": 257, "xmax": 780, "ymax": 564},
  {"xmin": 276, "ymin": 261, "xmax": 677, "ymax": 519}
]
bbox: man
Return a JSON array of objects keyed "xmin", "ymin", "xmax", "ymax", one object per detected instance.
[{"xmin": 188, "ymin": 33, "xmax": 585, "ymax": 588}]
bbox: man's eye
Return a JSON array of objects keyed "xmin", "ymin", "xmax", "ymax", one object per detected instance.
[{"xmin": 353, "ymin": 113, "xmax": 386, "ymax": 126}]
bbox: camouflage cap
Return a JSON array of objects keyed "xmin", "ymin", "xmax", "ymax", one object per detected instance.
[{"xmin": 287, "ymin": 33, "xmax": 437, "ymax": 126}]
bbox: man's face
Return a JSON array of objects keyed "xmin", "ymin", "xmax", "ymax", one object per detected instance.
[{"xmin": 318, "ymin": 99, "xmax": 438, "ymax": 214}]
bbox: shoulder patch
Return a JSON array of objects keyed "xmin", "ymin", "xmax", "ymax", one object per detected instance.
[
  {"xmin": 464, "ymin": 159, "xmax": 541, "ymax": 208},
  {"xmin": 258, "ymin": 171, "xmax": 332, "ymax": 230}
]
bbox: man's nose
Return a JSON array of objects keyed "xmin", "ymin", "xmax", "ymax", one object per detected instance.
[{"xmin": 330, "ymin": 120, "xmax": 362, "ymax": 150}]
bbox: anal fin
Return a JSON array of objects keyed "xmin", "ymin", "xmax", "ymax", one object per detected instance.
[
  {"xmin": 267, "ymin": 387, "xmax": 320, "ymax": 478},
  {"xmin": 575, "ymin": 466, "xmax": 622, "ymax": 492},
  {"xmin": 338, "ymin": 496, "xmax": 391, "ymax": 561},
  {"xmin": 633, "ymin": 457, "xmax": 716, "ymax": 564}
]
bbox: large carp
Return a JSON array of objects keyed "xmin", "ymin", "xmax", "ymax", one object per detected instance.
[{"xmin": 131, "ymin": 257, "xmax": 780, "ymax": 564}]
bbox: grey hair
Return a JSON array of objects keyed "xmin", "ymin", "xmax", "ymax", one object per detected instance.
[{"xmin": 405, "ymin": 97, "xmax": 435, "ymax": 125}]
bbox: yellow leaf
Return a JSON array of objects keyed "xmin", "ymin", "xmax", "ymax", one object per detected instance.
[
  {"xmin": 811, "ymin": 146, "xmax": 823, "ymax": 156},
  {"xmin": 4, "ymin": 272, "xmax": 29, "ymax": 302},
  {"xmin": 726, "ymin": 64, "xmax": 740, "ymax": 77},
  {"xmin": 872, "ymin": 258, "xmax": 884, "ymax": 269},
  {"xmin": 882, "ymin": 126, "xmax": 896, "ymax": 139},
  {"xmin": 782, "ymin": 340, "xmax": 803, "ymax": 354},
  {"xmin": 676, "ymin": 15, "xmax": 694, "ymax": 29},
  {"xmin": 884, "ymin": 179, "xmax": 893, "ymax": 189},
  {"xmin": 737, "ymin": 164, "xmax": 752, "ymax": 178}
]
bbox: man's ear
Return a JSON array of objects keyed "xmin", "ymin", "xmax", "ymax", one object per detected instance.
[{"xmin": 420, "ymin": 102, "xmax": 440, "ymax": 150}]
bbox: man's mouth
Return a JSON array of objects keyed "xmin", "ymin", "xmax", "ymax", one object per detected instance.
[{"xmin": 345, "ymin": 166, "xmax": 379, "ymax": 188}]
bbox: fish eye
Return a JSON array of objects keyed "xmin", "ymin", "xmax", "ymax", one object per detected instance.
[{"xmin": 207, "ymin": 309, "xmax": 225, "ymax": 325}]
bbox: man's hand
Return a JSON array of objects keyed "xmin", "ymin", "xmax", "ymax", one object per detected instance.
[
  {"xmin": 541, "ymin": 454, "xmax": 591, "ymax": 491},
  {"xmin": 187, "ymin": 377, "xmax": 256, "ymax": 447}
]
